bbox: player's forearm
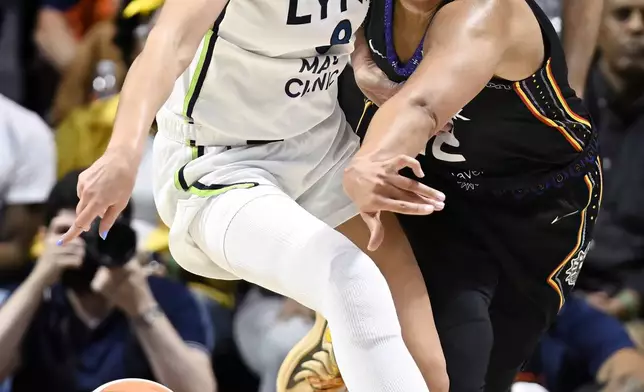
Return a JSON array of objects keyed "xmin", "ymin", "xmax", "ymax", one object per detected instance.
[
  {"xmin": 132, "ymin": 306, "xmax": 216, "ymax": 392},
  {"xmin": 356, "ymin": 0, "xmax": 508, "ymax": 161},
  {"xmin": 0, "ymin": 272, "xmax": 49, "ymax": 377},
  {"xmin": 357, "ymin": 97, "xmax": 436, "ymax": 160},
  {"xmin": 107, "ymin": 0, "xmax": 229, "ymax": 156},
  {"xmin": 562, "ymin": 0, "xmax": 603, "ymax": 96},
  {"xmin": 107, "ymin": 33, "xmax": 188, "ymax": 156}
]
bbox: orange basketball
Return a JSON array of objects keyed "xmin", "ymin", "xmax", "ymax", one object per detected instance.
[{"xmin": 94, "ymin": 379, "xmax": 173, "ymax": 392}]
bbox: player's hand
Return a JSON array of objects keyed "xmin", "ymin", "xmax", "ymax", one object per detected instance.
[
  {"xmin": 343, "ymin": 154, "xmax": 445, "ymax": 250},
  {"xmin": 59, "ymin": 146, "xmax": 139, "ymax": 245},
  {"xmin": 353, "ymin": 57, "xmax": 402, "ymax": 107}
]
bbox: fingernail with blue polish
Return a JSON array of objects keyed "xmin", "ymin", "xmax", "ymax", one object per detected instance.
[
  {"xmin": 56, "ymin": 239, "xmax": 63, "ymax": 246},
  {"xmin": 100, "ymin": 231, "xmax": 108, "ymax": 240}
]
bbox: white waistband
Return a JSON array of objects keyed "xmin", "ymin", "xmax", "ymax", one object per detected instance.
[{"xmin": 155, "ymin": 108, "xmax": 274, "ymax": 147}]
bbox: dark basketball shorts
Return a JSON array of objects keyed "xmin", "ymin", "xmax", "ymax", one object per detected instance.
[{"xmin": 397, "ymin": 163, "xmax": 602, "ymax": 392}]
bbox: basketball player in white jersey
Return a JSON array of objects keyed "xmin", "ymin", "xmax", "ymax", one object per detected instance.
[{"xmin": 57, "ymin": 0, "xmax": 448, "ymax": 391}]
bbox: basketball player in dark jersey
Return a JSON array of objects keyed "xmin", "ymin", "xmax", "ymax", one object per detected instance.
[{"xmin": 280, "ymin": 0, "xmax": 603, "ymax": 391}]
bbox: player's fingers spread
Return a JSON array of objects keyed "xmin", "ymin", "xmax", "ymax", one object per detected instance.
[
  {"xmin": 382, "ymin": 185, "xmax": 438, "ymax": 209},
  {"xmin": 389, "ymin": 155, "xmax": 425, "ymax": 178},
  {"xmin": 387, "ymin": 175, "xmax": 446, "ymax": 204},
  {"xmin": 75, "ymin": 195, "xmax": 89, "ymax": 216},
  {"xmin": 97, "ymin": 205, "xmax": 108, "ymax": 219},
  {"xmin": 75, "ymin": 201, "xmax": 103, "ymax": 231},
  {"xmin": 77, "ymin": 177, "xmax": 85, "ymax": 199},
  {"xmin": 58, "ymin": 225, "xmax": 84, "ymax": 246},
  {"xmin": 375, "ymin": 196, "xmax": 434, "ymax": 215},
  {"xmin": 76, "ymin": 180, "xmax": 105, "ymax": 217},
  {"xmin": 360, "ymin": 211, "xmax": 377, "ymax": 232},
  {"xmin": 360, "ymin": 212, "xmax": 384, "ymax": 251},
  {"xmin": 76, "ymin": 169, "xmax": 94, "ymax": 199},
  {"xmin": 98, "ymin": 205, "xmax": 121, "ymax": 240},
  {"xmin": 59, "ymin": 202, "xmax": 102, "ymax": 245},
  {"xmin": 400, "ymin": 188, "xmax": 445, "ymax": 211}
]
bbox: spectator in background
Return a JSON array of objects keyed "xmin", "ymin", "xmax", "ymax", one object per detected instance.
[
  {"xmin": 0, "ymin": 171, "xmax": 217, "ymax": 392},
  {"xmin": 516, "ymin": 296, "xmax": 644, "ymax": 392},
  {"xmin": 533, "ymin": 0, "xmax": 603, "ymax": 96},
  {"xmin": 0, "ymin": 0, "xmax": 25, "ymax": 102},
  {"xmin": 34, "ymin": 0, "xmax": 117, "ymax": 72},
  {"xmin": 51, "ymin": 0, "xmax": 160, "ymax": 124},
  {"xmin": 49, "ymin": 20, "xmax": 125, "ymax": 125},
  {"xmin": 0, "ymin": 94, "xmax": 55, "ymax": 275},
  {"xmin": 49, "ymin": 5, "xmax": 240, "ymax": 368},
  {"xmin": 29, "ymin": 0, "xmax": 117, "ymax": 118},
  {"xmin": 579, "ymin": 0, "xmax": 644, "ymax": 324},
  {"xmin": 233, "ymin": 286, "xmax": 318, "ymax": 392}
]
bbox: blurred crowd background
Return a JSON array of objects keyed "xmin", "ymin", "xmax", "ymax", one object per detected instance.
[{"xmin": 0, "ymin": 0, "xmax": 643, "ymax": 391}]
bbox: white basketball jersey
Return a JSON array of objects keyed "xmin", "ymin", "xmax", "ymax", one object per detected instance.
[{"xmin": 163, "ymin": 0, "xmax": 370, "ymax": 140}]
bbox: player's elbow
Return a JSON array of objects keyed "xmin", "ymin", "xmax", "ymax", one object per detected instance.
[{"xmin": 402, "ymin": 97, "xmax": 440, "ymax": 141}]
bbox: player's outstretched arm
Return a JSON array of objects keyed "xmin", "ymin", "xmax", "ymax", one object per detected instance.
[
  {"xmin": 59, "ymin": 0, "xmax": 229, "ymax": 244},
  {"xmin": 356, "ymin": 0, "xmax": 512, "ymax": 161},
  {"xmin": 343, "ymin": 0, "xmax": 514, "ymax": 230},
  {"xmin": 109, "ymin": 0, "xmax": 229, "ymax": 155}
]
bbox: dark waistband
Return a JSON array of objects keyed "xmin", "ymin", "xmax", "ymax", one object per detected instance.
[{"xmin": 446, "ymin": 133, "xmax": 600, "ymax": 201}]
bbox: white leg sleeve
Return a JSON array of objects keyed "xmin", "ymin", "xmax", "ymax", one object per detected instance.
[{"xmin": 189, "ymin": 185, "xmax": 428, "ymax": 392}]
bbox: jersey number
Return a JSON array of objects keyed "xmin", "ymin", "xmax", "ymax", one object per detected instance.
[
  {"xmin": 316, "ymin": 19, "xmax": 352, "ymax": 54},
  {"xmin": 430, "ymin": 132, "xmax": 466, "ymax": 162},
  {"xmin": 426, "ymin": 112, "xmax": 470, "ymax": 162}
]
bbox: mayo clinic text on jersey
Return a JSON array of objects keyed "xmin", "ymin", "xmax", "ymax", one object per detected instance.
[
  {"xmin": 282, "ymin": 0, "xmax": 366, "ymax": 98},
  {"xmin": 285, "ymin": 55, "xmax": 342, "ymax": 98}
]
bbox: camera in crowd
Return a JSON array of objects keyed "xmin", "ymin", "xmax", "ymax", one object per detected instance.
[
  {"xmin": 81, "ymin": 217, "xmax": 137, "ymax": 268},
  {"xmin": 44, "ymin": 170, "xmax": 139, "ymax": 291},
  {"xmin": 59, "ymin": 215, "xmax": 137, "ymax": 293}
]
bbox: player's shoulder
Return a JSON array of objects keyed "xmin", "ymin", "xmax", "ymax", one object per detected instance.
[{"xmin": 436, "ymin": 0, "xmax": 517, "ymax": 22}]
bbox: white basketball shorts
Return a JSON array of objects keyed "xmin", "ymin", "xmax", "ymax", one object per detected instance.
[{"xmin": 152, "ymin": 107, "xmax": 360, "ymax": 280}]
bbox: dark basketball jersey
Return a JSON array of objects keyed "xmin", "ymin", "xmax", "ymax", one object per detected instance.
[{"xmin": 363, "ymin": 0, "xmax": 599, "ymax": 195}]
